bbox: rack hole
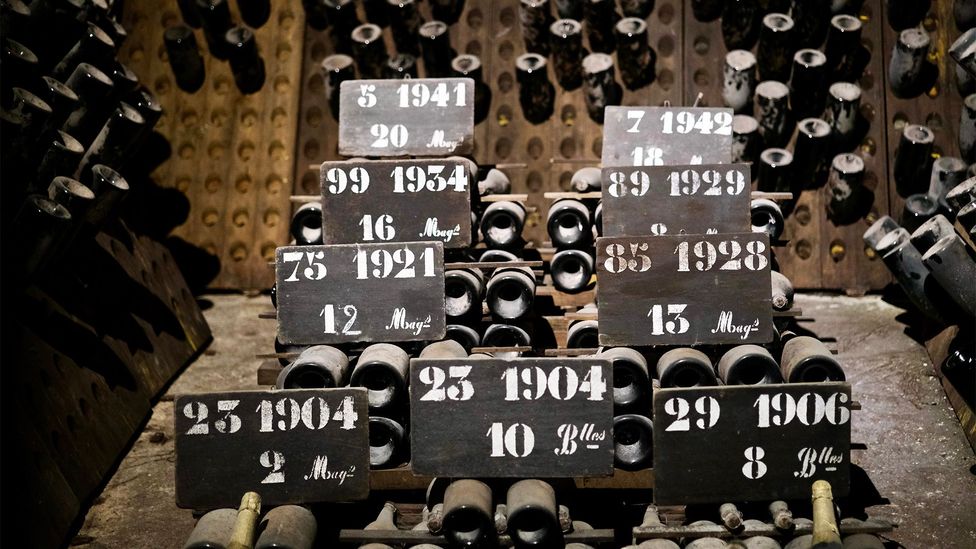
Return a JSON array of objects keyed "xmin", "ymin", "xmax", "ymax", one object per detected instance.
[
  {"xmin": 202, "ymin": 209, "xmax": 219, "ymax": 226},
  {"xmin": 795, "ymin": 239, "xmax": 812, "ymax": 259},
  {"xmin": 467, "ymin": 8, "xmax": 483, "ymax": 29},
  {"xmin": 306, "ymin": 106, "xmax": 323, "ymax": 127},
  {"xmin": 304, "ymin": 139, "xmax": 321, "ymax": 159},
  {"xmin": 527, "ymin": 171, "xmax": 544, "ymax": 191},
  {"xmin": 266, "ymin": 174, "xmax": 284, "ymax": 194},
  {"xmin": 240, "ymin": 108, "xmax": 258, "ymax": 127},
  {"xmin": 276, "ymin": 75, "xmax": 293, "ymax": 93},
  {"xmin": 237, "ymin": 141, "xmax": 255, "ymax": 161},
  {"xmin": 235, "ymin": 175, "xmax": 252, "ymax": 193},
  {"xmin": 301, "ymin": 171, "xmax": 318, "ymax": 194},
  {"xmin": 497, "ymin": 72, "xmax": 514, "ymax": 93},
  {"xmin": 527, "ymin": 137, "xmax": 544, "ymax": 159},
  {"xmin": 232, "ymin": 209, "xmax": 249, "ymax": 227},
  {"xmin": 268, "ymin": 140, "xmax": 287, "ymax": 160},
  {"xmin": 495, "ymin": 137, "xmax": 512, "ymax": 159},
  {"xmin": 229, "ymin": 242, "xmax": 248, "ymax": 261},
  {"xmin": 264, "ymin": 209, "xmax": 281, "ymax": 227},
  {"xmin": 658, "ymin": 36, "xmax": 675, "ymax": 57},
  {"xmin": 205, "ymin": 175, "xmax": 222, "ymax": 193}
]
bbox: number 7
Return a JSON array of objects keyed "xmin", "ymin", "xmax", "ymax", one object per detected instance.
[
  {"xmin": 626, "ymin": 110, "xmax": 644, "ymax": 133},
  {"xmin": 282, "ymin": 251, "xmax": 304, "ymax": 282}
]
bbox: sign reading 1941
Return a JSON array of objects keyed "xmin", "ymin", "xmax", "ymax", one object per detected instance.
[
  {"xmin": 601, "ymin": 107, "xmax": 734, "ymax": 167},
  {"xmin": 653, "ymin": 383, "xmax": 852, "ymax": 504},
  {"xmin": 339, "ymin": 78, "xmax": 474, "ymax": 157},
  {"xmin": 601, "ymin": 164, "xmax": 751, "ymax": 237},
  {"xmin": 275, "ymin": 242, "xmax": 446, "ymax": 344},
  {"xmin": 321, "ymin": 158, "xmax": 472, "ymax": 248},
  {"xmin": 175, "ymin": 388, "xmax": 369, "ymax": 508},
  {"xmin": 596, "ymin": 232, "xmax": 773, "ymax": 346},
  {"xmin": 410, "ymin": 357, "xmax": 614, "ymax": 478}
]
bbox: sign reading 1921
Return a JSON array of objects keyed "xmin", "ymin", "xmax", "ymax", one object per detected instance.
[
  {"xmin": 321, "ymin": 158, "xmax": 472, "ymax": 248},
  {"xmin": 601, "ymin": 164, "xmax": 751, "ymax": 237},
  {"xmin": 653, "ymin": 383, "xmax": 852, "ymax": 504},
  {"xmin": 275, "ymin": 242, "xmax": 446, "ymax": 344},
  {"xmin": 596, "ymin": 232, "xmax": 773, "ymax": 346},
  {"xmin": 339, "ymin": 78, "xmax": 474, "ymax": 156},
  {"xmin": 410, "ymin": 357, "xmax": 614, "ymax": 477},
  {"xmin": 175, "ymin": 388, "xmax": 369, "ymax": 508},
  {"xmin": 601, "ymin": 107, "xmax": 734, "ymax": 167}
]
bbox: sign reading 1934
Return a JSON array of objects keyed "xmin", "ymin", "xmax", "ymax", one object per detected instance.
[
  {"xmin": 653, "ymin": 383, "xmax": 852, "ymax": 504},
  {"xmin": 601, "ymin": 164, "xmax": 751, "ymax": 237},
  {"xmin": 596, "ymin": 232, "xmax": 773, "ymax": 346},
  {"xmin": 321, "ymin": 158, "xmax": 472, "ymax": 248},
  {"xmin": 275, "ymin": 242, "xmax": 446, "ymax": 344},
  {"xmin": 601, "ymin": 107, "xmax": 734, "ymax": 167},
  {"xmin": 175, "ymin": 388, "xmax": 369, "ymax": 508},
  {"xmin": 339, "ymin": 78, "xmax": 474, "ymax": 157},
  {"xmin": 410, "ymin": 357, "xmax": 614, "ymax": 478}
]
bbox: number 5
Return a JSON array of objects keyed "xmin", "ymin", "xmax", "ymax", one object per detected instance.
[{"xmin": 357, "ymin": 84, "xmax": 377, "ymax": 108}]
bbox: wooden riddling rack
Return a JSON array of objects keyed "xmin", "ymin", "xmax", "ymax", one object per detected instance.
[
  {"xmin": 5, "ymin": 223, "xmax": 211, "ymax": 549},
  {"xmin": 118, "ymin": 0, "xmax": 305, "ymax": 290},
  {"xmin": 292, "ymin": 0, "xmax": 966, "ymax": 293}
]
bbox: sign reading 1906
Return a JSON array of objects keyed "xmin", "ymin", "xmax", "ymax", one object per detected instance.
[
  {"xmin": 653, "ymin": 383, "xmax": 852, "ymax": 504},
  {"xmin": 596, "ymin": 232, "xmax": 773, "ymax": 346},
  {"xmin": 410, "ymin": 357, "xmax": 614, "ymax": 477},
  {"xmin": 275, "ymin": 242, "xmax": 446, "ymax": 344},
  {"xmin": 321, "ymin": 158, "xmax": 472, "ymax": 248},
  {"xmin": 601, "ymin": 107, "xmax": 734, "ymax": 167},
  {"xmin": 339, "ymin": 78, "xmax": 474, "ymax": 156}
]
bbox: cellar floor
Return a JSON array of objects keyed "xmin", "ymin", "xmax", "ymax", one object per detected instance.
[{"xmin": 71, "ymin": 293, "xmax": 976, "ymax": 548}]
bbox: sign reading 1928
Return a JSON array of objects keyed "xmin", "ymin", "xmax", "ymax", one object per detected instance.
[
  {"xmin": 320, "ymin": 158, "xmax": 472, "ymax": 248},
  {"xmin": 596, "ymin": 232, "xmax": 773, "ymax": 346},
  {"xmin": 275, "ymin": 242, "xmax": 446, "ymax": 344},
  {"xmin": 175, "ymin": 388, "xmax": 369, "ymax": 508},
  {"xmin": 601, "ymin": 164, "xmax": 751, "ymax": 237},
  {"xmin": 410, "ymin": 357, "xmax": 614, "ymax": 477},
  {"xmin": 653, "ymin": 383, "xmax": 852, "ymax": 504},
  {"xmin": 339, "ymin": 78, "xmax": 474, "ymax": 156},
  {"xmin": 601, "ymin": 107, "xmax": 734, "ymax": 167}
]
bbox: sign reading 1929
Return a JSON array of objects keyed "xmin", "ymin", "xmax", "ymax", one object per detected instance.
[
  {"xmin": 653, "ymin": 383, "xmax": 852, "ymax": 504},
  {"xmin": 601, "ymin": 164, "xmax": 751, "ymax": 237},
  {"xmin": 275, "ymin": 242, "xmax": 446, "ymax": 344},
  {"xmin": 339, "ymin": 78, "xmax": 474, "ymax": 156},
  {"xmin": 175, "ymin": 388, "xmax": 369, "ymax": 508},
  {"xmin": 596, "ymin": 232, "xmax": 773, "ymax": 346},
  {"xmin": 410, "ymin": 357, "xmax": 614, "ymax": 477},
  {"xmin": 320, "ymin": 158, "xmax": 472, "ymax": 248},
  {"xmin": 601, "ymin": 107, "xmax": 734, "ymax": 167}
]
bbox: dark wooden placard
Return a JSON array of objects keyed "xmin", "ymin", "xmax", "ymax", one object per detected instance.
[
  {"xmin": 653, "ymin": 383, "xmax": 852, "ymax": 504},
  {"xmin": 601, "ymin": 107, "xmax": 733, "ymax": 167},
  {"xmin": 338, "ymin": 78, "xmax": 474, "ymax": 157},
  {"xmin": 410, "ymin": 357, "xmax": 614, "ymax": 477},
  {"xmin": 175, "ymin": 388, "xmax": 369, "ymax": 509},
  {"xmin": 596, "ymin": 233, "xmax": 773, "ymax": 346},
  {"xmin": 275, "ymin": 242, "xmax": 446, "ymax": 344},
  {"xmin": 601, "ymin": 164, "xmax": 751, "ymax": 237},
  {"xmin": 321, "ymin": 158, "xmax": 472, "ymax": 248}
]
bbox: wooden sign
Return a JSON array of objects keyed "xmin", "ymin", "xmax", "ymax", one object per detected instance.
[
  {"xmin": 338, "ymin": 78, "xmax": 474, "ymax": 156},
  {"xmin": 601, "ymin": 164, "xmax": 751, "ymax": 237},
  {"xmin": 596, "ymin": 233, "xmax": 773, "ymax": 346},
  {"xmin": 410, "ymin": 357, "xmax": 614, "ymax": 477},
  {"xmin": 321, "ymin": 158, "xmax": 472, "ymax": 248},
  {"xmin": 653, "ymin": 383, "xmax": 852, "ymax": 504},
  {"xmin": 175, "ymin": 388, "xmax": 369, "ymax": 508},
  {"xmin": 275, "ymin": 242, "xmax": 446, "ymax": 344},
  {"xmin": 601, "ymin": 107, "xmax": 733, "ymax": 167}
]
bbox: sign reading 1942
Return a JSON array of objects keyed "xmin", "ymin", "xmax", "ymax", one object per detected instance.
[
  {"xmin": 596, "ymin": 232, "xmax": 773, "ymax": 346},
  {"xmin": 175, "ymin": 388, "xmax": 369, "ymax": 508},
  {"xmin": 339, "ymin": 78, "xmax": 474, "ymax": 156},
  {"xmin": 601, "ymin": 107, "xmax": 734, "ymax": 167},
  {"xmin": 275, "ymin": 242, "xmax": 446, "ymax": 344},
  {"xmin": 601, "ymin": 164, "xmax": 751, "ymax": 237},
  {"xmin": 320, "ymin": 158, "xmax": 472, "ymax": 248},
  {"xmin": 653, "ymin": 383, "xmax": 852, "ymax": 504},
  {"xmin": 410, "ymin": 357, "xmax": 614, "ymax": 477}
]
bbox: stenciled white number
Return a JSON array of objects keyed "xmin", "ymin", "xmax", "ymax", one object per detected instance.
[
  {"xmin": 391, "ymin": 164, "xmax": 467, "ymax": 193},
  {"xmin": 182, "ymin": 400, "xmax": 241, "ymax": 435},
  {"xmin": 648, "ymin": 304, "xmax": 690, "ymax": 335},
  {"xmin": 742, "ymin": 446, "xmax": 767, "ymax": 479},
  {"xmin": 354, "ymin": 246, "xmax": 436, "ymax": 280},
  {"xmin": 325, "ymin": 166, "xmax": 370, "ymax": 194},
  {"xmin": 370, "ymin": 123, "xmax": 408, "ymax": 148},
  {"xmin": 418, "ymin": 365, "xmax": 475, "ymax": 401},
  {"xmin": 660, "ymin": 110, "xmax": 733, "ymax": 136},
  {"xmin": 281, "ymin": 250, "xmax": 327, "ymax": 282},
  {"xmin": 397, "ymin": 82, "xmax": 467, "ymax": 108},
  {"xmin": 675, "ymin": 239, "xmax": 767, "ymax": 272},
  {"xmin": 607, "ymin": 170, "xmax": 650, "ymax": 198},
  {"xmin": 501, "ymin": 365, "xmax": 607, "ymax": 402},
  {"xmin": 260, "ymin": 450, "xmax": 286, "ymax": 484},
  {"xmin": 359, "ymin": 214, "xmax": 395, "ymax": 241},
  {"xmin": 320, "ymin": 304, "xmax": 361, "ymax": 336},
  {"xmin": 257, "ymin": 395, "xmax": 359, "ymax": 433},
  {"xmin": 357, "ymin": 84, "xmax": 377, "ymax": 108},
  {"xmin": 487, "ymin": 422, "xmax": 535, "ymax": 458},
  {"xmin": 754, "ymin": 392, "xmax": 850, "ymax": 428},
  {"xmin": 663, "ymin": 396, "xmax": 720, "ymax": 431},
  {"xmin": 604, "ymin": 242, "xmax": 652, "ymax": 274}
]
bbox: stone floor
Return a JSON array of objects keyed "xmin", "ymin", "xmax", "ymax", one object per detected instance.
[{"xmin": 73, "ymin": 293, "xmax": 976, "ymax": 548}]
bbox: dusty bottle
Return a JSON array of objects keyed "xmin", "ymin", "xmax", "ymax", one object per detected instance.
[
  {"xmin": 751, "ymin": 198, "xmax": 785, "ymax": 240},
  {"xmin": 351, "ymin": 23, "xmax": 386, "ymax": 79},
  {"xmin": 894, "ymin": 124, "xmax": 935, "ymax": 197},
  {"xmin": 369, "ymin": 415, "xmax": 407, "ymax": 469},
  {"xmin": 718, "ymin": 344, "xmax": 782, "ymax": 385},
  {"xmin": 921, "ymin": 234, "xmax": 976, "ymax": 317},
  {"xmin": 888, "ymin": 28, "xmax": 932, "ymax": 99},
  {"xmin": 550, "ymin": 249, "xmax": 595, "ymax": 294},
  {"xmin": 322, "ymin": 54, "xmax": 355, "ymax": 120},
  {"xmin": 350, "ymin": 343, "xmax": 410, "ymax": 413},
  {"xmin": 584, "ymin": 0, "xmax": 617, "ymax": 53},
  {"xmin": 793, "ymin": 118, "xmax": 832, "ymax": 189},
  {"xmin": 723, "ymin": 50, "xmax": 757, "ymax": 114},
  {"xmin": 486, "ymin": 264, "xmax": 536, "ymax": 320},
  {"xmin": 506, "ymin": 480, "xmax": 563, "ymax": 547},
  {"xmin": 600, "ymin": 347, "xmax": 650, "ymax": 413},
  {"xmin": 790, "ymin": 49, "xmax": 828, "ymax": 121},
  {"xmin": 183, "ymin": 508, "xmax": 238, "ymax": 549},
  {"xmin": 825, "ymin": 153, "xmax": 867, "ymax": 225},
  {"xmin": 388, "ymin": 0, "xmax": 421, "ymax": 56},
  {"xmin": 196, "ymin": 0, "xmax": 233, "ymax": 59},
  {"xmin": 732, "ymin": 115, "xmax": 762, "ymax": 177},
  {"xmin": 520, "ymin": 0, "xmax": 552, "ymax": 56},
  {"xmin": 386, "ymin": 52, "xmax": 418, "ymax": 79},
  {"xmin": 566, "ymin": 317, "xmax": 599, "ymax": 349},
  {"xmin": 615, "ymin": 17, "xmax": 655, "ymax": 90},
  {"xmin": 549, "ymin": 19, "xmax": 583, "ymax": 90},
  {"xmin": 722, "ymin": 0, "xmax": 760, "ymax": 50},
  {"xmin": 164, "ymin": 25, "xmax": 206, "ymax": 93},
  {"xmin": 780, "ymin": 336, "xmax": 846, "ymax": 382},
  {"xmin": 758, "ymin": 148, "xmax": 794, "ymax": 193},
  {"xmin": 275, "ymin": 345, "xmax": 350, "ymax": 389},
  {"xmin": 225, "ymin": 26, "xmax": 266, "ymax": 95},
  {"xmin": 755, "ymin": 81, "xmax": 791, "ymax": 147},
  {"xmin": 451, "ymin": 54, "xmax": 491, "ymax": 124},
  {"xmin": 582, "ymin": 52, "xmax": 622, "ymax": 124},
  {"xmin": 290, "ymin": 201, "xmax": 324, "ymax": 245},
  {"xmin": 757, "ymin": 13, "xmax": 795, "ymax": 83},
  {"xmin": 255, "ymin": 505, "xmax": 317, "ymax": 549},
  {"xmin": 515, "ymin": 53, "xmax": 555, "ymax": 124},
  {"xmin": 548, "ymin": 198, "xmax": 592, "ymax": 248},
  {"xmin": 656, "ymin": 348, "xmax": 718, "ymax": 388},
  {"xmin": 238, "ymin": 0, "xmax": 271, "ymax": 29},
  {"xmin": 811, "ymin": 481, "xmax": 842, "ymax": 549},
  {"xmin": 420, "ymin": 21, "xmax": 454, "ymax": 78},
  {"xmin": 480, "ymin": 200, "xmax": 527, "ymax": 249},
  {"xmin": 482, "ymin": 323, "xmax": 532, "ymax": 357},
  {"xmin": 445, "ymin": 268, "xmax": 485, "ymax": 320},
  {"xmin": 442, "ymin": 480, "xmax": 497, "ymax": 547},
  {"xmin": 613, "ymin": 414, "xmax": 654, "ymax": 470}
]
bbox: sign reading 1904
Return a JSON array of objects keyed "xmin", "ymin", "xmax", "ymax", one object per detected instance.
[
  {"xmin": 596, "ymin": 232, "xmax": 773, "ymax": 346},
  {"xmin": 275, "ymin": 242, "xmax": 446, "ymax": 345},
  {"xmin": 339, "ymin": 78, "xmax": 474, "ymax": 156}
]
